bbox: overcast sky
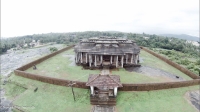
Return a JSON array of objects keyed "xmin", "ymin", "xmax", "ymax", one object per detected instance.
[{"xmin": 1, "ymin": 0, "xmax": 199, "ymax": 38}]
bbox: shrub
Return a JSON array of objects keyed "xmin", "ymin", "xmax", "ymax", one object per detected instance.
[
  {"xmin": 49, "ymin": 47, "xmax": 58, "ymax": 53},
  {"xmin": 186, "ymin": 63, "xmax": 194, "ymax": 69},
  {"xmin": 196, "ymin": 60, "xmax": 200, "ymax": 65},
  {"xmin": 180, "ymin": 59, "xmax": 190, "ymax": 65}
]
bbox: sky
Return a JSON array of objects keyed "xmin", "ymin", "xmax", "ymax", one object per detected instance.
[{"xmin": 1, "ymin": 0, "xmax": 199, "ymax": 38}]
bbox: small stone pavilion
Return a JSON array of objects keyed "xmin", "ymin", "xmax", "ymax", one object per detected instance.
[
  {"xmin": 86, "ymin": 74, "xmax": 123, "ymax": 105},
  {"xmin": 74, "ymin": 36, "xmax": 140, "ymax": 68}
]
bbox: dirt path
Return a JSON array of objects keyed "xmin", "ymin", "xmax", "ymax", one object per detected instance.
[
  {"xmin": 91, "ymin": 105, "xmax": 115, "ymax": 112},
  {"xmin": 185, "ymin": 90, "xmax": 200, "ymax": 111}
]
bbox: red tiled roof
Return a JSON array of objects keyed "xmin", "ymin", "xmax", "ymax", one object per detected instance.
[{"xmin": 86, "ymin": 74, "xmax": 123, "ymax": 89}]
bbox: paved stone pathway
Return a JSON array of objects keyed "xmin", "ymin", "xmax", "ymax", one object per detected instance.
[
  {"xmin": 100, "ymin": 67, "xmax": 110, "ymax": 75},
  {"xmin": 91, "ymin": 105, "xmax": 115, "ymax": 112}
]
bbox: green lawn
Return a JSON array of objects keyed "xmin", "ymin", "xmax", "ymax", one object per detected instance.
[
  {"xmin": 3, "ymin": 74, "xmax": 91, "ymax": 112},
  {"xmin": 26, "ymin": 49, "xmax": 100, "ymax": 82},
  {"xmin": 3, "ymin": 74, "xmax": 198, "ymax": 112},
  {"xmin": 25, "ymin": 48, "xmax": 192, "ymax": 83},
  {"xmin": 140, "ymin": 50, "xmax": 192, "ymax": 80},
  {"xmin": 117, "ymin": 85, "xmax": 199, "ymax": 112}
]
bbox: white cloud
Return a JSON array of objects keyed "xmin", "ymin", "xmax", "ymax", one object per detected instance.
[{"xmin": 1, "ymin": 0, "xmax": 199, "ymax": 37}]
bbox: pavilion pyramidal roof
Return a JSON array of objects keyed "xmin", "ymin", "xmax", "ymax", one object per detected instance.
[{"xmin": 86, "ymin": 74, "xmax": 123, "ymax": 89}]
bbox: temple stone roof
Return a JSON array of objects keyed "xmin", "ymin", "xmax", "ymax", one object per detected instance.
[{"xmin": 74, "ymin": 36, "xmax": 140, "ymax": 54}]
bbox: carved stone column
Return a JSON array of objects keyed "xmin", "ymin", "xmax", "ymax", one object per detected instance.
[
  {"xmin": 80, "ymin": 52, "xmax": 82, "ymax": 63},
  {"xmin": 89, "ymin": 54, "xmax": 92, "ymax": 67},
  {"xmin": 131, "ymin": 54, "xmax": 133, "ymax": 64},
  {"xmin": 110, "ymin": 55, "xmax": 112, "ymax": 64},
  {"xmin": 86, "ymin": 53, "xmax": 87, "ymax": 63},
  {"xmin": 116, "ymin": 55, "xmax": 118, "ymax": 67},
  {"xmin": 94, "ymin": 55, "xmax": 97, "ymax": 67},
  {"xmin": 121, "ymin": 55, "xmax": 124, "ymax": 68},
  {"xmin": 126, "ymin": 54, "xmax": 128, "ymax": 64}
]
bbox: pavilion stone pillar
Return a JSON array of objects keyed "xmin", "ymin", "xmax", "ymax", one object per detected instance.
[
  {"xmin": 94, "ymin": 55, "xmax": 97, "ymax": 67},
  {"xmin": 90, "ymin": 86, "xmax": 94, "ymax": 96},
  {"xmin": 131, "ymin": 54, "xmax": 133, "ymax": 64},
  {"xmin": 86, "ymin": 53, "xmax": 87, "ymax": 63},
  {"xmin": 80, "ymin": 52, "xmax": 83, "ymax": 63},
  {"xmin": 121, "ymin": 55, "xmax": 124, "ymax": 68},
  {"xmin": 110, "ymin": 55, "xmax": 112, "ymax": 64},
  {"xmin": 116, "ymin": 55, "xmax": 118, "ymax": 68},
  {"xmin": 114, "ymin": 87, "xmax": 118, "ymax": 97}
]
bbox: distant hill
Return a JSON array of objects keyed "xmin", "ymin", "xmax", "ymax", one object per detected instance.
[{"xmin": 159, "ymin": 34, "xmax": 199, "ymax": 41}]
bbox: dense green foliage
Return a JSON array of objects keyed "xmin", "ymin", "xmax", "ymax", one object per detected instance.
[
  {"xmin": 152, "ymin": 48, "xmax": 200, "ymax": 74},
  {"xmin": 127, "ymin": 33, "xmax": 199, "ymax": 58},
  {"xmin": 1, "ymin": 31, "xmax": 199, "ymax": 60}
]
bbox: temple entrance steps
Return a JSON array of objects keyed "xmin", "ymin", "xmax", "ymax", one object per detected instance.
[{"xmin": 91, "ymin": 105, "xmax": 116, "ymax": 112}]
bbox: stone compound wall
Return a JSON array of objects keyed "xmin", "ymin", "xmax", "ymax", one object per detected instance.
[
  {"xmin": 14, "ymin": 70, "xmax": 88, "ymax": 89},
  {"xmin": 119, "ymin": 80, "xmax": 200, "ymax": 91},
  {"xmin": 14, "ymin": 45, "xmax": 200, "ymax": 91}
]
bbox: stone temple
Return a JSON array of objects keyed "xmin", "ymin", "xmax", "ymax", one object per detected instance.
[{"xmin": 74, "ymin": 36, "xmax": 140, "ymax": 68}]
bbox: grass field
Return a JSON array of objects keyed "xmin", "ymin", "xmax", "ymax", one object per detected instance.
[
  {"xmin": 26, "ymin": 49, "xmax": 100, "ymax": 82},
  {"xmin": 3, "ymin": 74, "xmax": 91, "ymax": 112},
  {"xmin": 3, "ymin": 74, "xmax": 199, "ymax": 112},
  {"xmin": 25, "ymin": 48, "xmax": 192, "ymax": 83},
  {"xmin": 117, "ymin": 85, "xmax": 199, "ymax": 112},
  {"xmin": 139, "ymin": 50, "xmax": 192, "ymax": 80}
]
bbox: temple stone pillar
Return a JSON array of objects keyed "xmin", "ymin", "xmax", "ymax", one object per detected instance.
[
  {"xmin": 121, "ymin": 56, "xmax": 124, "ymax": 68},
  {"xmin": 110, "ymin": 55, "xmax": 112, "ymax": 64},
  {"xmin": 86, "ymin": 53, "xmax": 87, "ymax": 63},
  {"xmin": 135, "ymin": 54, "xmax": 138, "ymax": 64},
  {"xmin": 126, "ymin": 54, "xmax": 128, "ymax": 64},
  {"xmin": 89, "ymin": 54, "xmax": 92, "ymax": 67},
  {"xmin": 94, "ymin": 55, "xmax": 97, "ymax": 67},
  {"xmin": 131, "ymin": 54, "xmax": 133, "ymax": 64},
  {"xmin": 80, "ymin": 52, "xmax": 82, "ymax": 63},
  {"xmin": 78, "ymin": 52, "xmax": 80, "ymax": 63},
  {"xmin": 101, "ymin": 55, "xmax": 103, "ymax": 64},
  {"xmin": 138, "ymin": 54, "xmax": 140, "ymax": 63},
  {"xmin": 97, "ymin": 55, "xmax": 99, "ymax": 61},
  {"xmin": 116, "ymin": 55, "xmax": 118, "ymax": 67},
  {"xmin": 75, "ymin": 52, "xmax": 77, "ymax": 63}
]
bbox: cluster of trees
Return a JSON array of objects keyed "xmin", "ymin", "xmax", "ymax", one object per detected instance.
[
  {"xmin": 127, "ymin": 33, "xmax": 199, "ymax": 58},
  {"xmin": 0, "ymin": 31, "xmax": 124, "ymax": 54},
  {"xmin": 1, "ymin": 31, "xmax": 199, "ymax": 59}
]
